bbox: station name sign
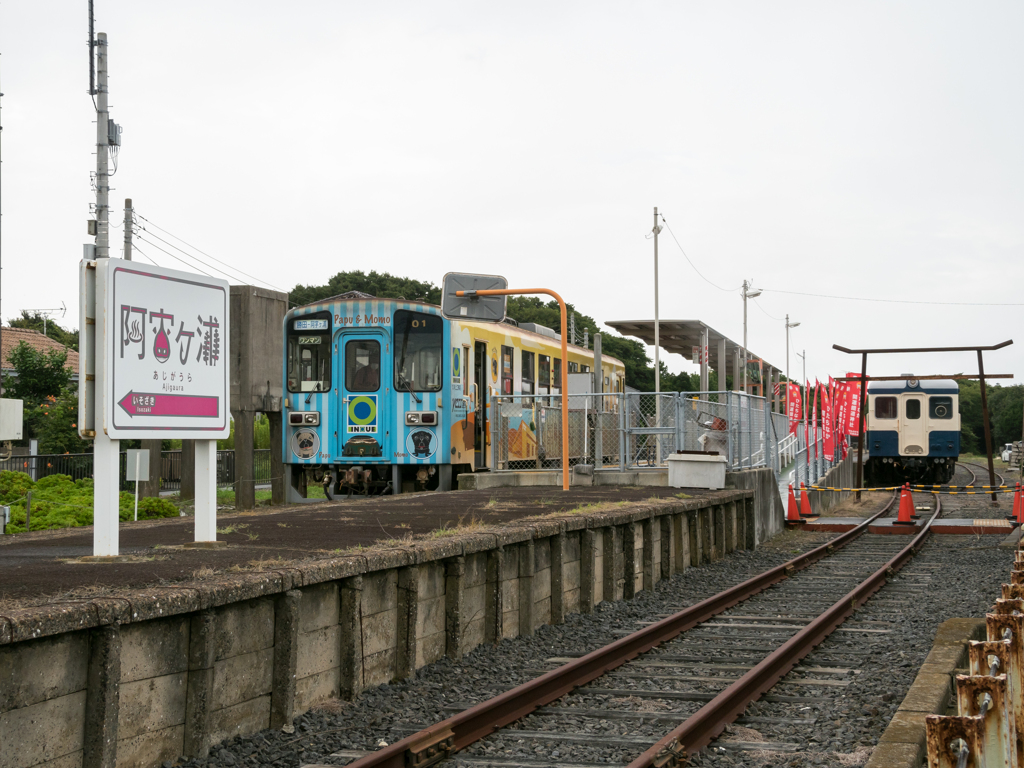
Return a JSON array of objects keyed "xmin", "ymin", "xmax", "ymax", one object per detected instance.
[{"xmin": 100, "ymin": 259, "xmax": 230, "ymax": 439}]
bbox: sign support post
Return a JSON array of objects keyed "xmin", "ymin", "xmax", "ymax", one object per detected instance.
[{"xmin": 195, "ymin": 440, "xmax": 218, "ymax": 542}]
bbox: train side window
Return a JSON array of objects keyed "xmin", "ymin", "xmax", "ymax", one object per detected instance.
[
  {"xmin": 394, "ymin": 310, "xmax": 442, "ymax": 392},
  {"xmin": 346, "ymin": 339, "xmax": 380, "ymax": 392},
  {"xmin": 905, "ymin": 399, "xmax": 921, "ymax": 419},
  {"xmin": 501, "ymin": 345, "xmax": 514, "ymax": 395},
  {"xmin": 538, "ymin": 355, "xmax": 551, "ymax": 396},
  {"xmin": 929, "ymin": 396, "xmax": 953, "ymax": 419},
  {"xmin": 521, "ymin": 351, "xmax": 535, "ymax": 395},
  {"xmin": 875, "ymin": 396, "xmax": 897, "ymax": 419},
  {"xmin": 552, "ymin": 358, "xmax": 562, "ymax": 395}
]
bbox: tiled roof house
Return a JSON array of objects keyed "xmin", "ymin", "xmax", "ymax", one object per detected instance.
[{"xmin": 1, "ymin": 328, "xmax": 79, "ymax": 375}]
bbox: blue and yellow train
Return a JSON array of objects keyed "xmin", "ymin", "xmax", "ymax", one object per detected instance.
[
  {"xmin": 282, "ymin": 291, "xmax": 624, "ymax": 500},
  {"xmin": 863, "ymin": 378, "xmax": 960, "ymax": 485}
]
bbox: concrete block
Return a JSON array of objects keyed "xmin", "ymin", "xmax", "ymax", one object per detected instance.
[
  {"xmin": 361, "ymin": 571, "xmax": 398, "ymax": 615},
  {"xmin": 295, "ymin": 667, "xmax": 340, "ymax": 712},
  {"xmin": 463, "ymin": 614, "xmax": 485, "ymax": 651},
  {"xmin": 118, "ymin": 672, "xmax": 187, "ymax": 739},
  {"xmin": 622, "ymin": 524, "xmax": 637, "ymax": 600},
  {"xmin": 210, "ymin": 695, "xmax": 270, "ymax": 745},
  {"xmin": 464, "ymin": 584, "xmax": 486, "ymax": 633},
  {"xmin": 642, "ymin": 518, "xmax": 654, "ymax": 593},
  {"xmin": 551, "ymin": 532, "xmax": 565, "ymax": 625},
  {"xmin": 533, "ymin": 538, "xmax": 551, "ymax": 572},
  {"xmin": 878, "ymin": 709, "xmax": 928, "ymax": 747},
  {"xmin": 0, "ymin": 691, "xmax": 86, "ymax": 768},
  {"xmin": 17, "ymin": 753, "xmax": 81, "ymax": 768},
  {"xmin": 120, "ymin": 618, "xmax": 189, "ymax": 683},
  {"xmin": 580, "ymin": 529, "xmax": 596, "ymax": 613},
  {"xmin": 417, "ymin": 595, "xmax": 445, "ymax": 641},
  {"xmin": 500, "ymin": 579, "xmax": 520, "ymax": 612},
  {"xmin": 564, "ymin": 587, "xmax": 580, "ymax": 615},
  {"xmin": 117, "ymin": 724, "xmax": 185, "ymax": 768},
  {"xmin": 213, "ymin": 647, "xmax": 273, "ymax": 710},
  {"xmin": 297, "ymin": 625, "xmax": 340, "ymax": 680},
  {"xmin": 518, "ymin": 541, "xmax": 535, "ymax": 637},
  {"xmin": 418, "ymin": 563, "xmax": 446, "ymax": 600},
  {"xmin": 563, "ymin": 560, "xmax": 581, "ymax": 593},
  {"xmin": 445, "ymin": 557, "xmax": 466, "ymax": 660},
  {"xmin": 863, "ymin": 741, "xmax": 921, "ymax": 768},
  {"xmin": 339, "ymin": 576, "xmax": 364, "ymax": 701},
  {"xmin": 501, "ymin": 610, "xmax": 519, "ymax": 640},
  {"xmin": 396, "ymin": 566, "xmax": 419, "ymax": 681},
  {"xmin": 271, "ymin": 590, "xmax": 300, "ymax": 729},
  {"xmin": 899, "ymin": 671, "xmax": 952, "ymax": 714},
  {"xmin": 564, "ymin": 531, "xmax": 581, "ymax": 563},
  {"xmin": 184, "ymin": 609, "xmax": 215, "ymax": 759},
  {"xmin": 533, "ymin": 568, "xmax": 552, "ymax": 602},
  {"xmin": 0, "ymin": 632, "xmax": 89, "ymax": 713},
  {"xmin": 501, "ymin": 549, "xmax": 519, "ymax": 581},
  {"xmin": 215, "ymin": 599, "xmax": 274, "ymax": 661},
  {"xmin": 485, "ymin": 548, "xmax": 504, "ymax": 645},
  {"xmin": 298, "ymin": 582, "xmax": 340, "ymax": 634},
  {"xmin": 416, "ymin": 631, "xmax": 445, "ymax": 669},
  {"xmin": 465, "ymin": 553, "xmax": 487, "ymax": 587},
  {"xmin": 362, "ymin": 648, "xmax": 396, "ymax": 687},
  {"xmin": 361, "ymin": 608, "xmax": 398, "ymax": 657},
  {"xmin": 84, "ymin": 625, "xmax": 120, "ymax": 768},
  {"xmin": 533, "ymin": 596, "xmax": 551, "ymax": 629}
]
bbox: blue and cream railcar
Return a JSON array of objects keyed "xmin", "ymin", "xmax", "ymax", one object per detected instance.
[
  {"xmin": 863, "ymin": 378, "xmax": 959, "ymax": 485},
  {"xmin": 282, "ymin": 291, "xmax": 624, "ymax": 500}
]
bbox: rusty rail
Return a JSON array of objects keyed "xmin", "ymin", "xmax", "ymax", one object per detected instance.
[
  {"xmin": 345, "ymin": 494, "xmax": 899, "ymax": 768},
  {"xmin": 629, "ymin": 497, "xmax": 941, "ymax": 767},
  {"xmin": 926, "ymin": 547, "xmax": 1024, "ymax": 767}
]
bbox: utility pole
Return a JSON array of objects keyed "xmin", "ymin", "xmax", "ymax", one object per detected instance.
[
  {"xmin": 123, "ymin": 198, "xmax": 132, "ymax": 260},
  {"xmin": 95, "ymin": 33, "xmax": 109, "ymax": 258},
  {"xmin": 741, "ymin": 280, "xmax": 761, "ymax": 395},
  {"xmin": 1, "ymin": 57, "xmax": 5, "ymax": 369},
  {"xmin": 785, "ymin": 314, "xmax": 800, "ymax": 386},
  {"xmin": 652, "ymin": 207, "xmax": 663, "ymax": 463}
]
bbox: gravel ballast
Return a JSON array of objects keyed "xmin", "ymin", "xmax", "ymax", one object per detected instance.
[{"xmin": 176, "ymin": 488, "xmax": 1013, "ymax": 768}]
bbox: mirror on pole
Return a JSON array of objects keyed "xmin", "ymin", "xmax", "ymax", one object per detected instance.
[{"xmin": 441, "ymin": 273, "xmax": 508, "ymax": 322}]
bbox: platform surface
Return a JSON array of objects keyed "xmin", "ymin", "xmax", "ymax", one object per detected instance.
[{"xmin": 0, "ymin": 485, "xmax": 737, "ymax": 604}]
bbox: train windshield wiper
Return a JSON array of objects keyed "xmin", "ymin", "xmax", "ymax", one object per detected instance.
[
  {"xmin": 305, "ymin": 360, "xmax": 325, "ymax": 404},
  {"xmin": 401, "ymin": 376, "xmax": 422, "ymax": 404}
]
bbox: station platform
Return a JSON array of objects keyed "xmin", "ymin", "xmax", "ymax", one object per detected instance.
[
  {"xmin": 799, "ymin": 516, "xmax": 1017, "ymax": 535},
  {"xmin": 0, "ymin": 485, "xmax": 738, "ymax": 604}
]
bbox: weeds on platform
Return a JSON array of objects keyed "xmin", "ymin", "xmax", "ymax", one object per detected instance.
[{"xmin": 432, "ymin": 515, "xmax": 486, "ymax": 537}]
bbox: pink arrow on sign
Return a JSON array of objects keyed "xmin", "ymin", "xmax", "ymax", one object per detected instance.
[{"xmin": 118, "ymin": 391, "xmax": 220, "ymax": 418}]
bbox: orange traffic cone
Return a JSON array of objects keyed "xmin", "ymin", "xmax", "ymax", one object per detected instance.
[
  {"xmin": 894, "ymin": 483, "xmax": 917, "ymax": 526},
  {"xmin": 787, "ymin": 484, "xmax": 804, "ymax": 524},
  {"xmin": 799, "ymin": 482, "xmax": 814, "ymax": 518},
  {"xmin": 906, "ymin": 484, "xmax": 921, "ymax": 519},
  {"xmin": 1007, "ymin": 483, "xmax": 1022, "ymax": 525}
]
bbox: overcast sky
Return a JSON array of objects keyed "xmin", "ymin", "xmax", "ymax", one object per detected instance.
[{"xmin": 2, "ymin": 1, "xmax": 1022, "ymax": 386}]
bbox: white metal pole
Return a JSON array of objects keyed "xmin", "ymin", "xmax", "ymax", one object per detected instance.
[
  {"xmin": 785, "ymin": 314, "xmax": 790, "ymax": 385},
  {"xmin": 133, "ymin": 459, "xmax": 139, "ymax": 521},
  {"xmin": 95, "ymin": 33, "xmax": 109, "ymax": 258},
  {"xmin": 742, "ymin": 281, "xmax": 748, "ymax": 394},
  {"xmin": 194, "ymin": 440, "xmax": 218, "ymax": 542},
  {"xmin": 653, "ymin": 207, "xmax": 661, "ymax": 463},
  {"xmin": 92, "ymin": 259, "xmax": 119, "ymax": 556}
]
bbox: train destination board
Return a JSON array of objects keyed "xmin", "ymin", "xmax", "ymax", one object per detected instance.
[{"xmin": 103, "ymin": 259, "xmax": 231, "ymax": 439}]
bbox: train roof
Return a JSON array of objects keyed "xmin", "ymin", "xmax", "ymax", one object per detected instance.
[
  {"xmin": 867, "ymin": 378, "xmax": 959, "ymax": 394},
  {"xmin": 286, "ymin": 293, "xmax": 625, "ymax": 367}
]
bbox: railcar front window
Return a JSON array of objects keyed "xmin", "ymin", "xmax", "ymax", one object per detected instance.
[
  {"xmin": 346, "ymin": 340, "xmax": 380, "ymax": 392},
  {"xmin": 394, "ymin": 311, "xmax": 442, "ymax": 392},
  {"xmin": 929, "ymin": 396, "xmax": 953, "ymax": 419},
  {"xmin": 287, "ymin": 332, "xmax": 331, "ymax": 393},
  {"xmin": 905, "ymin": 399, "xmax": 921, "ymax": 419},
  {"xmin": 875, "ymin": 396, "xmax": 897, "ymax": 419}
]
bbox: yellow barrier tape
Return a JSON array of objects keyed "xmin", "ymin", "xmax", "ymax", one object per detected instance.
[{"xmin": 807, "ymin": 485, "xmax": 1016, "ymax": 494}]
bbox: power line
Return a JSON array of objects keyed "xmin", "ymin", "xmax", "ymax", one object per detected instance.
[
  {"xmin": 134, "ymin": 234, "xmax": 219, "ymax": 279},
  {"xmin": 130, "ymin": 244, "xmax": 161, "ymax": 268},
  {"xmin": 136, "ymin": 231, "xmax": 242, "ymax": 284},
  {"xmin": 658, "ymin": 215, "xmax": 743, "ymax": 293},
  {"xmin": 761, "ymin": 288, "xmax": 1024, "ymax": 307},
  {"xmin": 751, "ymin": 297, "xmax": 784, "ymax": 321},
  {"xmin": 135, "ymin": 213, "xmax": 286, "ymax": 293}
]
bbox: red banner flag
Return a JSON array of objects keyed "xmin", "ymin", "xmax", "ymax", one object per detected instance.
[
  {"xmin": 786, "ymin": 382, "xmax": 801, "ymax": 435},
  {"xmin": 812, "ymin": 381, "xmax": 819, "ymax": 459},
  {"xmin": 845, "ymin": 372, "xmax": 863, "ymax": 436},
  {"xmin": 822, "ymin": 378, "xmax": 834, "ymax": 458}
]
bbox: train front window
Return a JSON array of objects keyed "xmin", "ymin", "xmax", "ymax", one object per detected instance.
[
  {"xmin": 905, "ymin": 399, "xmax": 921, "ymax": 419},
  {"xmin": 394, "ymin": 311, "xmax": 442, "ymax": 392},
  {"xmin": 929, "ymin": 396, "xmax": 953, "ymax": 419},
  {"xmin": 875, "ymin": 397, "xmax": 897, "ymax": 419},
  {"xmin": 287, "ymin": 314, "xmax": 332, "ymax": 393},
  {"xmin": 346, "ymin": 340, "xmax": 380, "ymax": 392}
]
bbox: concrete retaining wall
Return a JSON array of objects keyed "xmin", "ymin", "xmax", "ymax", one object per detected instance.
[
  {"xmin": 808, "ymin": 454, "xmax": 855, "ymax": 515},
  {"xmin": 0, "ymin": 487, "xmax": 774, "ymax": 768}
]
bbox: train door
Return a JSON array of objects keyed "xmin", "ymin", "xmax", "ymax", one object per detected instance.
[
  {"xmin": 474, "ymin": 341, "xmax": 488, "ymax": 468},
  {"xmin": 337, "ymin": 332, "xmax": 388, "ymax": 460},
  {"xmin": 899, "ymin": 394, "xmax": 926, "ymax": 454}
]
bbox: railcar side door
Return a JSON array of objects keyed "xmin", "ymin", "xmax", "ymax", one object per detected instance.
[
  {"xmin": 899, "ymin": 394, "xmax": 927, "ymax": 455},
  {"xmin": 338, "ymin": 332, "xmax": 388, "ymax": 461},
  {"xmin": 473, "ymin": 340, "xmax": 488, "ymax": 468}
]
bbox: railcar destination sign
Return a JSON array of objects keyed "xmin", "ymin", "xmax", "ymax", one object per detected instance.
[{"xmin": 104, "ymin": 259, "xmax": 230, "ymax": 439}]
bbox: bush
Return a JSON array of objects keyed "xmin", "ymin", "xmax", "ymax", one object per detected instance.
[{"xmin": 1, "ymin": 471, "xmax": 179, "ymax": 533}]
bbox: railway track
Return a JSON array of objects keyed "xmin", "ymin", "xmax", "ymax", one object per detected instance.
[{"xmin": 313, "ymin": 490, "xmax": 952, "ymax": 768}]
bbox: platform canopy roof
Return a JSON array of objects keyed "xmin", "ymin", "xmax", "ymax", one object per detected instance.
[{"xmin": 604, "ymin": 319, "xmax": 780, "ymax": 381}]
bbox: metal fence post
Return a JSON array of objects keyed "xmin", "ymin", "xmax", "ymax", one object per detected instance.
[
  {"xmin": 619, "ymin": 394, "xmax": 627, "ymax": 471},
  {"xmin": 491, "ymin": 395, "xmax": 499, "ymax": 471},
  {"xmin": 726, "ymin": 393, "xmax": 733, "ymax": 470},
  {"xmin": 25, "ymin": 491, "xmax": 31, "ymax": 531},
  {"xmin": 675, "ymin": 394, "xmax": 683, "ymax": 454}
]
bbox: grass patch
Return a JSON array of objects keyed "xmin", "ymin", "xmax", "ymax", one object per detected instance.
[
  {"xmin": 674, "ymin": 492, "xmax": 692, "ymax": 499},
  {"xmin": 431, "ymin": 516, "xmax": 486, "ymax": 537}
]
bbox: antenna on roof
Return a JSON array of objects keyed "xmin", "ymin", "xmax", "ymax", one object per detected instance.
[{"xmin": 23, "ymin": 302, "xmax": 67, "ymax": 337}]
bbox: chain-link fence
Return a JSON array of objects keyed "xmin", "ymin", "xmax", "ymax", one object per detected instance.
[{"xmin": 490, "ymin": 391, "xmax": 788, "ymax": 473}]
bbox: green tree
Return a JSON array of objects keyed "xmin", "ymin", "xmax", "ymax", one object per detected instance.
[
  {"xmin": 3, "ymin": 342, "xmax": 77, "ymax": 445},
  {"xmin": 8, "ymin": 311, "xmax": 79, "ymax": 352},
  {"xmin": 34, "ymin": 389, "xmax": 89, "ymax": 454},
  {"xmin": 291, "ymin": 270, "xmax": 442, "ymax": 307}
]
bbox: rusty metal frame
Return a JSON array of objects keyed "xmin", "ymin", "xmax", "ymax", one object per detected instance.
[
  {"xmin": 628, "ymin": 499, "xmax": 941, "ymax": 767},
  {"xmin": 344, "ymin": 496, "xmax": 899, "ymax": 768},
  {"xmin": 832, "ymin": 340, "xmax": 1014, "ymax": 503}
]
